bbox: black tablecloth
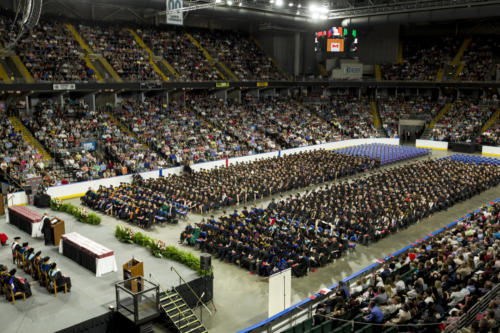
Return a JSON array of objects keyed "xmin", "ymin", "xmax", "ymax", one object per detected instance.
[
  {"xmin": 449, "ymin": 142, "xmax": 480, "ymax": 153},
  {"xmin": 62, "ymin": 239, "xmax": 97, "ymax": 273},
  {"xmin": 9, "ymin": 210, "xmax": 33, "ymax": 235}
]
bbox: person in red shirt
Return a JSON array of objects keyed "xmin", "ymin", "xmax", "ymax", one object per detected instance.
[{"xmin": 0, "ymin": 233, "xmax": 8, "ymax": 246}]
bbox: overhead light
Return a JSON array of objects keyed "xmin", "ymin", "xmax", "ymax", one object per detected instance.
[
  {"xmin": 239, "ymin": 2, "xmax": 243, "ymax": 6},
  {"xmin": 297, "ymin": 4, "xmax": 301, "ymax": 8},
  {"xmin": 270, "ymin": 0, "xmax": 274, "ymax": 3},
  {"xmin": 216, "ymin": 0, "xmax": 222, "ymax": 3},
  {"xmin": 227, "ymin": 0, "xmax": 233, "ymax": 5},
  {"xmin": 289, "ymin": 2, "xmax": 293, "ymax": 6},
  {"xmin": 276, "ymin": 0, "xmax": 283, "ymax": 6}
]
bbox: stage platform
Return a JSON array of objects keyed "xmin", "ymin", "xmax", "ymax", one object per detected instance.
[{"xmin": 0, "ymin": 205, "xmax": 197, "ymax": 333}]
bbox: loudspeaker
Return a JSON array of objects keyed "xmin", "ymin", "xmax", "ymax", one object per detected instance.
[
  {"xmin": 24, "ymin": 186, "xmax": 32, "ymax": 195},
  {"xmin": 200, "ymin": 254, "xmax": 211, "ymax": 271}
]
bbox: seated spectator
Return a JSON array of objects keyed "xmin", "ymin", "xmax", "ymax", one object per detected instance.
[
  {"xmin": 78, "ymin": 23, "xmax": 160, "ymax": 81},
  {"xmin": 16, "ymin": 20, "xmax": 96, "ymax": 82},
  {"xmin": 431, "ymin": 96, "xmax": 499, "ymax": 143}
]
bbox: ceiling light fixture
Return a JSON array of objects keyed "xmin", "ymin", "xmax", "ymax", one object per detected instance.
[
  {"xmin": 227, "ymin": 0, "xmax": 233, "ymax": 5},
  {"xmin": 276, "ymin": 0, "xmax": 283, "ymax": 7}
]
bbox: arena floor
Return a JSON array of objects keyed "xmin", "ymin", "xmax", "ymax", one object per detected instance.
[{"xmin": 1, "ymin": 149, "xmax": 499, "ymax": 333}]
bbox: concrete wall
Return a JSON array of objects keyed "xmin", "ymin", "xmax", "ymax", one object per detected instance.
[
  {"xmin": 482, "ymin": 145, "xmax": 500, "ymax": 157},
  {"xmin": 357, "ymin": 23, "xmax": 399, "ymax": 65},
  {"xmin": 6, "ymin": 138, "xmax": 399, "ymax": 206},
  {"xmin": 415, "ymin": 139, "xmax": 448, "ymax": 150}
]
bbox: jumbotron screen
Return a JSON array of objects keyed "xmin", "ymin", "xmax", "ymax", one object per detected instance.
[{"xmin": 314, "ymin": 26, "xmax": 359, "ymax": 53}]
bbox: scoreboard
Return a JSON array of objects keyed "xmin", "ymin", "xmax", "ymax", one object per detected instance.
[{"xmin": 315, "ymin": 26, "xmax": 359, "ymax": 54}]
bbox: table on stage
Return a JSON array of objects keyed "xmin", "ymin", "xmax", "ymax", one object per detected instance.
[
  {"xmin": 8, "ymin": 206, "xmax": 43, "ymax": 238},
  {"xmin": 59, "ymin": 232, "xmax": 117, "ymax": 277}
]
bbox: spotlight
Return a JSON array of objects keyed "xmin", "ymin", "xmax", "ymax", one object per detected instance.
[
  {"xmin": 227, "ymin": 0, "xmax": 233, "ymax": 5},
  {"xmin": 276, "ymin": 0, "xmax": 283, "ymax": 6},
  {"xmin": 239, "ymin": 2, "xmax": 243, "ymax": 5},
  {"xmin": 289, "ymin": 2, "xmax": 293, "ymax": 6},
  {"xmin": 298, "ymin": 4, "xmax": 301, "ymax": 8}
]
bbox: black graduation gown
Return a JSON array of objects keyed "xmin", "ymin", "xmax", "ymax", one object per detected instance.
[{"xmin": 42, "ymin": 216, "xmax": 53, "ymax": 245}]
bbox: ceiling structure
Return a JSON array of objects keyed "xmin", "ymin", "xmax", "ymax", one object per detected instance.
[{"xmin": 2, "ymin": 0, "xmax": 500, "ymax": 30}]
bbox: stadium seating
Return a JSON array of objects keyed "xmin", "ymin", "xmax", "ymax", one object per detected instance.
[
  {"xmin": 286, "ymin": 198, "xmax": 500, "ymax": 332},
  {"xmin": 16, "ymin": 20, "xmax": 95, "ymax": 82},
  {"xmin": 430, "ymin": 97, "xmax": 499, "ymax": 143},
  {"xmin": 381, "ymin": 37, "xmax": 460, "ymax": 81}
]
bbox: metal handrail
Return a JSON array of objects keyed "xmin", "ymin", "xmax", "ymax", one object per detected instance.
[
  {"xmin": 170, "ymin": 266, "xmax": 213, "ymax": 316},
  {"xmin": 444, "ymin": 283, "xmax": 500, "ymax": 333},
  {"xmin": 149, "ymin": 273, "xmax": 191, "ymax": 324}
]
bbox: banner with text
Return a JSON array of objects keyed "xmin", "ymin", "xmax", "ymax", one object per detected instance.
[{"xmin": 166, "ymin": 0, "xmax": 183, "ymax": 26}]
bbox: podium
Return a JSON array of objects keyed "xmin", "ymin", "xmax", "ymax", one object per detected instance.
[
  {"xmin": 0, "ymin": 194, "xmax": 4, "ymax": 215},
  {"xmin": 123, "ymin": 258, "xmax": 144, "ymax": 293},
  {"xmin": 50, "ymin": 218, "xmax": 66, "ymax": 246}
]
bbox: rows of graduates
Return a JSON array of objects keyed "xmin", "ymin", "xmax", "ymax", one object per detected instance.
[
  {"xmin": 310, "ymin": 202, "xmax": 500, "ymax": 332},
  {"xmin": 1, "ymin": 237, "xmax": 72, "ymax": 302},
  {"xmin": 81, "ymin": 150, "xmax": 380, "ymax": 228},
  {"xmin": 179, "ymin": 158, "xmax": 500, "ymax": 276},
  {"xmin": 81, "ymin": 185, "xmax": 180, "ymax": 229}
]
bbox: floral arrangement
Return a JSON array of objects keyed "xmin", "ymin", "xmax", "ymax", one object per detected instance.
[
  {"xmin": 50, "ymin": 198, "xmax": 101, "ymax": 225},
  {"xmin": 115, "ymin": 225, "xmax": 210, "ymax": 277}
]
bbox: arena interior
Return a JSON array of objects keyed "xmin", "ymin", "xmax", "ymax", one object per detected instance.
[{"xmin": 0, "ymin": 0, "xmax": 500, "ymax": 333}]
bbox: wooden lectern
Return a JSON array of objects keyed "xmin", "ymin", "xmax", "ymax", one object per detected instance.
[
  {"xmin": 50, "ymin": 218, "xmax": 66, "ymax": 246},
  {"xmin": 0, "ymin": 194, "xmax": 4, "ymax": 215},
  {"xmin": 123, "ymin": 258, "xmax": 144, "ymax": 293}
]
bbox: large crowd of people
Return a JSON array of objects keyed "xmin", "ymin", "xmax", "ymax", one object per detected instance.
[
  {"xmin": 179, "ymin": 157, "xmax": 500, "ymax": 276},
  {"xmin": 139, "ymin": 27, "xmax": 219, "ymax": 81},
  {"xmin": 81, "ymin": 150, "xmax": 380, "ymax": 228},
  {"xmin": 16, "ymin": 21, "xmax": 95, "ymax": 82},
  {"xmin": 0, "ymin": 110, "xmax": 63, "ymax": 187},
  {"xmin": 430, "ymin": 97, "xmax": 499, "ymax": 143},
  {"xmin": 378, "ymin": 96, "xmax": 444, "ymax": 137},
  {"xmin": 480, "ymin": 121, "xmax": 500, "ymax": 146},
  {"xmin": 382, "ymin": 38, "xmax": 460, "ymax": 81},
  {"xmin": 458, "ymin": 37, "xmax": 500, "ymax": 82},
  {"xmin": 308, "ymin": 201, "xmax": 500, "ymax": 332},
  {"xmin": 78, "ymin": 24, "xmax": 159, "ymax": 81},
  {"xmin": 308, "ymin": 96, "xmax": 379, "ymax": 139},
  {"xmin": 195, "ymin": 30, "xmax": 284, "ymax": 81},
  {"xmin": 21, "ymin": 99, "xmax": 166, "ymax": 182}
]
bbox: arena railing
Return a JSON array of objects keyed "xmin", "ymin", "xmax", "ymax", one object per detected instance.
[
  {"xmin": 444, "ymin": 283, "xmax": 500, "ymax": 333},
  {"xmin": 2, "ymin": 80, "xmax": 500, "ymax": 93},
  {"xmin": 237, "ymin": 197, "xmax": 500, "ymax": 333}
]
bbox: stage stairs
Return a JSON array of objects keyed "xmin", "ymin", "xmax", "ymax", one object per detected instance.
[{"xmin": 159, "ymin": 289, "xmax": 208, "ymax": 333}]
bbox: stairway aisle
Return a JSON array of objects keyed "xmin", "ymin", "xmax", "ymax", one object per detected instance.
[
  {"xmin": 128, "ymin": 28, "xmax": 171, "ymax": 82},
  {"xmin": 8, "ymin": 116, "xmax": 52, "ymax": 160},
  {"xmin": 186, "ymin": 33, "xmax": 228, "ymax": 81},
  {"xmin": 159, "ymin": 290, "xmax": 208, "ymax": 333},
  {"xmin": 65, "ymin": 23, "xmax": 121, "ymax": 83}
]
